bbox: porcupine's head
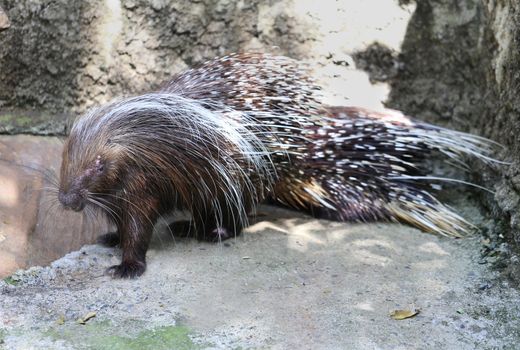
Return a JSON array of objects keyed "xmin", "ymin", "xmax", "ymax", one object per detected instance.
[
  {"xmin": 58, "ymin": 92, "xmax": 274, "ymax": 230},
  {"xmin": 58, "ymin": 104, "xmax": 126, "ymax": 212}
]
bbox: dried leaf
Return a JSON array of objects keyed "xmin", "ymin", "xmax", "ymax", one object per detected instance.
[
  {"xmin": 390, "ymin": 309, "xmax": 420, "ymax": 320},
  {"xmin": 56, "ymin": 314, "xmax": 65, "ymax": 325},
  {"xmin": 77, "ymin": 311, "xmax": 96, "ymax": 325}
]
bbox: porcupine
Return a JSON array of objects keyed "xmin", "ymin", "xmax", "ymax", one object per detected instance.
[{"xmin": 58, "ymin": 53, "xmax": 500, "ymax": 278}]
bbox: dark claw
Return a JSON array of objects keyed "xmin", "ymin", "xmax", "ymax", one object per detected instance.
[
  {"xmin": 97, "ymin": 232, "xmax": 120, "ymax": 247},
  {"xmin": 105, "ymin": 261, "xmax": 146, "ymax": 279}
]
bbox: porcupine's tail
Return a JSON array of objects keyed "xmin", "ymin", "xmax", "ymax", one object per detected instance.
[{"xmin": 271, "ymin": 106, "xmax": 503, "ymax": 237}]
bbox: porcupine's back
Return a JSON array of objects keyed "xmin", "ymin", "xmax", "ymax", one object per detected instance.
[
  {"xmin": 163, "ymin": 53, "xmax": 500, "ymax": 236},
  {"xmin": 162, "ymin": 53, "xmax": 323, "ymax": 166}
]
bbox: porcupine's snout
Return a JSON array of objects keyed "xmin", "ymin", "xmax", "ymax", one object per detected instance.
[{"xmin": 58, "ymin": 189, "xmax": 86, "ymax": 212}]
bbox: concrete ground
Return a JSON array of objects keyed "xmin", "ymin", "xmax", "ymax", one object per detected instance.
[{"xmin": 1, "ymin": 206, "xmax": 519, "ymax": 349}]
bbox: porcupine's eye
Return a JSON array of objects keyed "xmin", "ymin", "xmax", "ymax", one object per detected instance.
[{"xmin": 94, "ymin": 155, "xmax": 105, "ymax": 174}]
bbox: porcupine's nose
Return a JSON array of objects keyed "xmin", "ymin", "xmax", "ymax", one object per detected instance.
[{"xmin": 58, "ymin": 190, "xmax": 85, "ymax": 212}]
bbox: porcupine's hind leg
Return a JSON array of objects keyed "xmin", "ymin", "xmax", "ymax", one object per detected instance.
[
  {"xmin": 272, "ymin": 171, "xmax": 472, "ymax": 237},
  {"xmin": 193, "ymin": 191, "xmax": 260, "ymax": 242},
  {"xmin": 167, "ymin": 171, "xmax": 262, "ymax": 242},
  {"xmin": 271, "ymin": 175, "xmax": 391, "ymax": 223},
  {"xmin": 191, "ymin": 205, "xmax": 247, "ymax": 242},
  {"xmin": 166, "ymin": 219, "xmax": 242, "ymax": 241},
  {"xmin": 167, "ymin": 198, "xmax": 247, "ymax": 242}
]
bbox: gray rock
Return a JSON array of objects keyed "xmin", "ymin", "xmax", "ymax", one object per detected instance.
[{"xmin": 385, "ymin": 0, "xmax": 520, "ymax": 281}]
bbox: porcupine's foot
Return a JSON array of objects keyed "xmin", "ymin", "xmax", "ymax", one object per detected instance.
[
  {"xmin": 169, "ymin": 221, "xmax": 241, "ymax": 242},
  {"xmin": 105, "ymin": 260, "xmax": 146, "ymax": 279},
  {"xmin": 96, "ymin": 232, "xmax": 120, "ymax": 247},
  {"xmin": 201, "ymin": 227, "xmax": 239, "ymax": 242}
]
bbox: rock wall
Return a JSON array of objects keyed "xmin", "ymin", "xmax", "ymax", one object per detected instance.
[
  {"xmin": 386, "ymin": 0, "xmax": 520, "ymax": 278},
  {"xmin": 0, "ymin": 136, "xmax": 108, "ymax": 277},
  {"xmin": 0, "ymin": 0, "xmax": 414, "ymax": 132}
]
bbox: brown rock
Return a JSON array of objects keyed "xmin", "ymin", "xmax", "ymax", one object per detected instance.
[{"xmin": 0, "ymin": 135, "xmax": 107, "ymax": 278}]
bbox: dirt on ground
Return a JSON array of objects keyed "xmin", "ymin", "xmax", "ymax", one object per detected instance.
[{"xmin": 1, "ymin": 206, "xmax": 519, "ymax": 349}]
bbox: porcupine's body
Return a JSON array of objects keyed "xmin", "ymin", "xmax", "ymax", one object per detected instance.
[{"xmin": 58, "ymin": 53, "xmax": 498, "ymax": 278}]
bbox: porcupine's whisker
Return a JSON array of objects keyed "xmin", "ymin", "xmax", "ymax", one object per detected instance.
[
  {"xmin": 90, "ymin": 192, "xmax": 175, "ymax": 244},
  {"xmin": 37, "ymin": 201, "xmax": 57, "ymax": 230},
  {"xmin": 87, "ymin": 197, "xmax": 120, "ymax": 224},
  {"xmin": 90, "ymin": 193, "xmax": 146, "ymax": 224}
]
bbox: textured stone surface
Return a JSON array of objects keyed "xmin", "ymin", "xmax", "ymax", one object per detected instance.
[
  {"xmin": 1, "ymin": 207, "xmax": 520, "ymax": 349},
  {"xmin": 0, "ymin": 135, "xmax": 106, "ymax": 278},
  {"xmin": 0, "ymin": 0, "xmax": 415, "ymax": 132},
  {"xmin": 381, "ymin": 0, "xmax": 520, "ymax": 281}
]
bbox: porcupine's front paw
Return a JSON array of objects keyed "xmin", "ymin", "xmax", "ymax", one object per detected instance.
[
  {"xmin": 96, "ymin": 232, "xmax": 120, "ymax": 247},
  {"xmin": 106, "ymin": 260, "xmax": 146, "ymax": 279}
]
